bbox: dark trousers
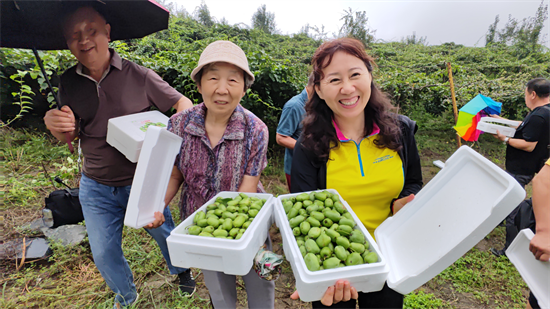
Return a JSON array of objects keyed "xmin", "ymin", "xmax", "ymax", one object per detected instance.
[
  {"xmin": 311, "ymin": 283, "xmax": 403, "ymax": 309},
  {"xmin": 503, "ymin": 172, "xmax": 534, "ymax": 250}
]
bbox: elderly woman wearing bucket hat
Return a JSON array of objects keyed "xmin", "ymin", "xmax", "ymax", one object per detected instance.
[{"xmin": 152, "ymin": 40, "xmax": 275, "ymax": 308}]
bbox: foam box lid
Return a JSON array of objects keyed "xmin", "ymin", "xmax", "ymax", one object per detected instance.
[
  {"xmin": 124, "ymin": 126, "xmax": 183, "ymax": 229},
  {"xmin": 506, "ymin": 229, "xmax": 550, "ymax": 309},
  {"xmin": 375, "ymin": 146, "xmax": 525, "ymax": 294},
  {"xmin": 107, "ymin": 111, "xmax": 169, "ymax": 162}
]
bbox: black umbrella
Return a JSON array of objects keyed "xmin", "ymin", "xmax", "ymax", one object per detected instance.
[{"xmin": 1, "ymin": 0, "xmax": 170, "ymax": 152}]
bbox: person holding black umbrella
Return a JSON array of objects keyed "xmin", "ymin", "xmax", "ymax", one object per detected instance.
[{"xmin": 43, "ymin": 5, "xmax": 195, "ymax": 308}]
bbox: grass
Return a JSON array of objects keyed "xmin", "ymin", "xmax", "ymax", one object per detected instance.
[{"xmin": 0, "ymin": 126, "xmax": 533, "ymax": 309}]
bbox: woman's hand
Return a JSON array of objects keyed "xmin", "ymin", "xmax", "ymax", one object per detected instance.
[
  {"xmin": 290, "ymin": 280, "xmax": 358, "ymax": 306},
  {"xmin": 145, "ymin": 210, "xmax": 165, "ymax": 229},
  {"xmin": 393, "ymin": 194, "xmax": 415, "ymax": 214}
]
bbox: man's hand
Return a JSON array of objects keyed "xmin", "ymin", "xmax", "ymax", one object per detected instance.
[
  {"xmin": 393, "ymin": 194, "xmax": 415, "ymax": 214},
  {"xmin": 44, "ymin": 105, "xmax": 78, "ymax": 143},
  {"xmin": 145, "ymin": 211, "xmax": 166, "ymax": 229},
  {"xmin": 290, "ymin": 280, "xmax": 358, "ymax": 306},
  {"xmin": 492, "ymin": 129, "xmax": 507, "ymax": 142},
  {"xmin": 44, "ymin": 105, "xmax": 76, "ymax": 134},
  {"xmin": 529, "ymin": 231, "xmax": 550, "ymax": 261}
]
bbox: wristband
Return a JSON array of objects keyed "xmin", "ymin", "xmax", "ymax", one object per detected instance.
[{"xmin": 503, "ymin": 137, "xmax": 510, "ymax": 144}]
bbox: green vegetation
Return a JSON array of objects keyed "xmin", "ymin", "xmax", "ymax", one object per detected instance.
[{"xmin": 2, "ymin": 4, "xmax": 548, "ymax": 139}]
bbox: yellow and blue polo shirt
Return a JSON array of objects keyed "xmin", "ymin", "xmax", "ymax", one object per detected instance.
[{"xmin": 327, "ymin": 120, "xmax": 404, "ymax": 239}]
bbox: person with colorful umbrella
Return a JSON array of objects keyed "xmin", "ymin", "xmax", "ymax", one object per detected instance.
[
  {"xmin": 34, "ymin": 3, "xmax": 196, "ymax": 308},
  {"xmin": 490, "ymin": 78, "xmax": 550, "ymax": 259}
]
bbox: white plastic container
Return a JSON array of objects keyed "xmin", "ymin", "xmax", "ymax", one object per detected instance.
[
  {"xmin": 477, "ymin": 117, "xmax": 517, "ymax": 137},
  {"xmin": 107, "ymin": 110, "xmax": 169, "ymax": 163},
  {"xmin": 167, "ymin": 192, "xmax": 274, "ymax": 276},
  {"xmin": 506, "ymin": 229, "xmax": 549, "ymax": 309},
  {"xmin": 274, "ymin": 189, "xmax": 388, "ymax": 302},
  {"xmin": 124, "ymin": 126, "xmax": 182, "ymax": 229},
  {"xmin": 275, "ymin": 146, "xmax": 525, "ymax": 302}
]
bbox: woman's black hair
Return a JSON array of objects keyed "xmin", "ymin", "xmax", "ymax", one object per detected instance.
[{"xmin": 301, "ymin": 38, "xmax": 402, "ymax": 162}]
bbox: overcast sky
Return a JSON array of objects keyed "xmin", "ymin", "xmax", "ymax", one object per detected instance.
[{"xmin": 170, "ymin": 0, "xmax": 549, "ymax": 48}]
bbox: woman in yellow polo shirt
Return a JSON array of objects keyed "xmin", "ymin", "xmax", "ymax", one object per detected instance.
[{"xmin": 290, "ymin": 38, "xmax": 423, "ymax": 308}]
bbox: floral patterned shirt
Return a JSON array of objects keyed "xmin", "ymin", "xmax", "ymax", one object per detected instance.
[{"xmin": 168, "ymin": 103, "xmax": 269, "ymax": 219}]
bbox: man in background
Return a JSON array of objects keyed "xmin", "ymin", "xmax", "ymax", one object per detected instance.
[
  {"xmin": 491, "ymin": 78, "xmax": 550, "ymax": 257},
  {"xmin": 276, "ymin": 74, "xmax": 314, "ymax": 191},
  {"xmin": 43, "ymin": 5, "xmax": 195, "ymax": 308}
]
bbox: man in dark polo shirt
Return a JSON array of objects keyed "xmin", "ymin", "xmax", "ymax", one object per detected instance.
[
  {"xmin": 490, "ymin": 78, "xmax": 550, "ymax": 258},
  {"xmin": 43, "ymin": 6, "xmax": 195, "ymax": 308}
]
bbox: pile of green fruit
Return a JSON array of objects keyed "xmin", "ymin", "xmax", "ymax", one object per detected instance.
[
  {"xmin": 282, "ymin": 191, "xmax": 379, "ymax": 271},
  {"xmin": 184, "ymin": 193, "xmax": 267, "ymax": 239}
]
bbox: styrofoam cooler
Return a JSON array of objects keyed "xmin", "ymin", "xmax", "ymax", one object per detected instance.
[
  {"xmin": 506, "ymin": 229, "xmax": 549, "ymax": 309},
  {"xmin": 107, "ymin": 110, "xmax": 169, "ymax": 163},
  {"xmin": 167, "ymin": 192, "xmax": 274, "ymax": 276},
  {"xmin": 477, "ymin": 117, "xmax": 517, "ymax": 137},
  {"xmin": 123, "ymin": 126, "xmax": 182, "ymax": 229},
  {"xmin": 275, "ymin": 146, "xmax": 526, "ymax": 302},
  {"xmin": 274, "ymin": 189, "xmax": 389, "ymax": 302},
  {"xmin": 375, "ymin": 146, "xmax": 525, "ymax": 294}
]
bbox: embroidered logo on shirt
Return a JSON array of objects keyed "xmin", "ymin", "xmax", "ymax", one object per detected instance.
[{"xmin": 373, "ymin": 155, "xmax": 394, "ymax": 164}]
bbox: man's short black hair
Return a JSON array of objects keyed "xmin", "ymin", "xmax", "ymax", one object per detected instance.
[{"xmin": 526, "ymin": 78, "xmax": 550, "ymax": 99}]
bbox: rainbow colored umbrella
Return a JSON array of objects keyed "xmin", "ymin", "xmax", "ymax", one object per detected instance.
[{"xmin": 454, "ymin": 94, "xmax": 502, "ymax": 141}]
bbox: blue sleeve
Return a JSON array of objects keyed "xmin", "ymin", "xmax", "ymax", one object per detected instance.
[{"xmin": 276, "ymin": 102, "xmax": 303, "ymax": 137}]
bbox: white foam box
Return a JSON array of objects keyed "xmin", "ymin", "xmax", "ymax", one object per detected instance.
[
  {"xmin": 107, "ymin": 110, "xmax": 169, "ymax": 163},
  {"xmin": 275, "ymin": 146, "xmax": 526, "ymax": 302},
  {"xmin": 167, "ymin": 192, "xmax": 274, "ymax": 276},
  {"xmin": 124, "ymin": 126, "xmax": 183, "ymax": 229},
  {"xmin": 506, "ymin": 229, "xmax": 549, "ymax": 309},
  {"xmin": 274, "ymin": 189, "xmax": 389, "ymax": 302},
  {"xmin": 477, "ymin": 117, "xmax": 517, "ymax": 137}
]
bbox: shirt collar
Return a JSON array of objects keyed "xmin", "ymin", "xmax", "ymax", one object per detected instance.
[
  {"xmin": 75, "ymin": 48, "xmax": 122, "ymax": 80},
  {"xmin": 332, "ymin": 118, "xmax": 380, "ymax": 142},
  {"xmin": 184, "ymin": 103, "xmax": 246, "ymax": 141}
]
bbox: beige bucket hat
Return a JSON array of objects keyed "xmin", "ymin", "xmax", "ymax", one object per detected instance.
[{"xmin": 191, "ymin": 40, "xmax": 255, "ymax": 83}]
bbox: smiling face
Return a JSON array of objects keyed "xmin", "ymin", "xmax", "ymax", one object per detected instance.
[
  {"xmin": 315, "ymin": 51, "xmax": 372, "ymax": 124},
  {"xmin": 198, "ymin": 62, "xmax": 247, "ymax": 117},
  {"xmin": 64, "ymin": 7, "xmax": 111, "ymax": 72}
]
